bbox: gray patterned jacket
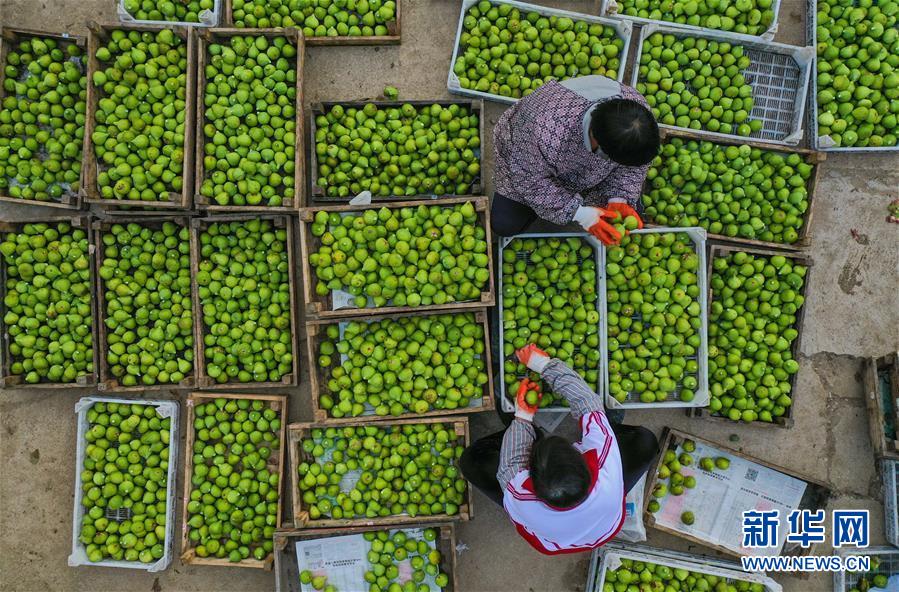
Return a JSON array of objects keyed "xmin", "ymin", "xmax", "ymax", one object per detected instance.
[{"xmin": 493, "ymin": 80, "xmax": 651, "ymax": 225}]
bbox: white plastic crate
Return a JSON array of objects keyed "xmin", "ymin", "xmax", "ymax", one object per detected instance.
[
  {"xmin": 630, "ymin": 23, "xmax": 813, "ymax": 146},
  {"xmin": 598, "ymin": 0, "xmax": 783, "ymax": 41},
  {"xmin": 600, "ymin": 227, "xmax": 709, "ymax": 409},
  {"xmin": 885, "ymin": 460, "xmax": 899, "ymax": 547},
  {"xmin": 833, "ymin": 547, "xmax": 899, "ymax": 592},
  {"xmin": 807, "ymin": 0, "xmax": 899, "ymax": 152},
  {"xmin": 68, "ymin": 396, "xmax": 179, "ymax": 572},
  {"xmin": 447, "ymin": 0, "xmax": 633, "ymax": 105},
  {"xmin": 586, "ymin": 542, "xmax": 782, "ymax": 592},
  {"xmin": 117, "ymin": 0, "xmax": 221, "ymax": 27},
  {"xmin": 497, "ymin": 232, "xmax": 603, "ymax": 414}
]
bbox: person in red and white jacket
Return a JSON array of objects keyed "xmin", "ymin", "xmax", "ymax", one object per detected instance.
[{"xmin": 459, "ymin": 344, "xmax": 659, "ymax": 555}]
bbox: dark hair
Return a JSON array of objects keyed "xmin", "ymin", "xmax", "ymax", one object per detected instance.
[
  {"xmin": 529, "ymin": 436, "xmax": 591, "ymax": 509},
  {"xmin": 590, "ymin": 99, "xmax": 660, "ymax": 166}
]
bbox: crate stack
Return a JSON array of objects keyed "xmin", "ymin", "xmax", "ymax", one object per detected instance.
[
  {"xmin": 0, "ymin": 18, "xmax": 310, "ymax": 572},
  {"xmin": 443, "ymin": 0, "xmax": 840, "ymax": 586},
  {"xmin": 283, "ymin": 194, "xmax": 496, "ymax": 590}
]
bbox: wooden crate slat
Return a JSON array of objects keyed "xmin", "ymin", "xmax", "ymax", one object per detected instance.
[
  {"xmin": 193, "ymin": 27, "xmax": 305, "ymax": 213},
  {"xmin": 298, "ymin": 197, "xmax": 495, "ymax": 320},
  {"xmin": 190, "ymin": 214, "xmax": 300, "ymax": 389},
  {"xmin": 91, "ymin": 216, "xmax": 198, "ymax": 392},
  {"xmin": 0, "ymin": 216, "xmax": 99, "ymax": 389},
  {"xmin": 82, "ymin": 22, "xmax": 195, "ymax": 211},
  {"xmin": 0, "ymin": 28, "xmax": 86, "ymax": 209},
  {"xmin": 287, "ymin": 416, "xmax": 472, "ymax": 529},
  {"xmin": 864, "ymin": 353, "xmax": 899, "ymax": 461},
  {"xmin": 685, "ymin": 243, "xmax": 813, "ymax": 428},
  {"xmin": 180, "ymin": 391, "xmax": 288, "ymax": 569},
  {"xmin": 306, "ymin": 307, "xmax": 495, "ymax": 423}
]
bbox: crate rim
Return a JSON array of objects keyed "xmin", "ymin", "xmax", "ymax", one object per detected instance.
[
  {"xmin": 68, "ymin": 396, "xmax": 179, "ymax": 572},
  {"xmin": 446, "ymin": 0, "xmax": 634, "ymax": 105},
  {"xmin": 600, "ymin": 226, "xmax": 710, "ymax": 409},
  {"xmin": 629, "ymin": 22, "xmax": 814, "ymax": 147}
]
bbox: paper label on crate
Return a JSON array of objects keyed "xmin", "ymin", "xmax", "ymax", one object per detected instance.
[
  {"xmin": 817, "ymin": 134, "xmax": 839, "ymax": 149},
  {"xmin": 349, "ymin": 191, "xmax": 372, "ymax": 206},
  {"xmin": 653, "ymin": 439, "xmax": 806, "ymax": 556},
  {"xmin": 294, "ymin": 530, "xmax": 442, "ymax": 592},
  {"xmin": 331, "ymin": 289, "xmax": 357, "ymax": 310},
  {"xmin": 295, "ymin": 535, "xmax": 368, "ymax": 591}
]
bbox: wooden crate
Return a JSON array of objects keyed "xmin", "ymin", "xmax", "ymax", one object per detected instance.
[
  {"xmin": 685, "ymin": 243, "xmax": 813, "ymax": 428},
  {"xmin": 864, "ymin": 353, "xmax": 899, "ymax": 461},
  {"xmin": 308, "ymin": 99, "xmax": 484, "ymax": 203},
  {"xmin": 297, "ymin": 196, "xmax": 495, "ymax": 320},
  {"xmin": 189, "ymin": 214, "xmax": 300, "ymax": 388},
  {"xmin": 274, "ymin": 523, "xmax": 456, "ymax": 592},
  {"xmin": 306, "ymin": 308, "xmax": 495, "ymax": 423},
  {"xmin": 0, "ymin": 28, "xmax": 86, "ymax": 210},
  {"xmin": 82, "ymin": 22, "xmax": 196, "ymax": 211},
  {"xmin": 644, "ymin": 128, "xmax": 824, "ymax": 251},
  {"xmin": 193, "ymin": 28, "xmax": 305, "ymax": 213},
  {"xmin": 91, "ymin": 216, "xmax": 198, "ymax": 392},
  {"xmin": 643, "ymin": 427, "xmax": 832, "ymax": 562},
  {"xmin": 0, "ymin": 216, "xmax": 98, "ymax": 388},
  {"xmin": 180, "ymin": 391, "xmax": 289, "ymax": 569},
  {"xmin": 222, "ymin": 0, "xmax": 401, "ymax": 46},
  {"xmin": 287, "ymin": 416, "xmax": 472, "ymax": 529}
]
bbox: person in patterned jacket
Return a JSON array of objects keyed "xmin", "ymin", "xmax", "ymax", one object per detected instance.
[
  {"xmin": 458, "ymin": 344, "xmax": 659, "ymax": 555},
  {"xmin": 491, "ymin": 75, "xmax": 660, "ymax": 244}
]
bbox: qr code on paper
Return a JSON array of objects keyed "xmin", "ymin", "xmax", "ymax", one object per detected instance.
[{"xmin": 745, "ymin": 468, "xmax": 759, "ymax": 482}]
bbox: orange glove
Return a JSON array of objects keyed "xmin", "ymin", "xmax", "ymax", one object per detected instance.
[
  {"xmin": 515, "ymin": 344, "xmax": 550, "ymax": 372},
  {"xmin": 573, "ymin": 206, "xmax": 622, "ymax": 245},
  {"xmin": 606, "ymin": 201, "xmax": 644, "ymax": 229},
  {"xmin": 515, "ymin": 377, "xmax": 542, "ymax": 422}
]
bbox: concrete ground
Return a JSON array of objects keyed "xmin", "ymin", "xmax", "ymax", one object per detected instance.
[{"xmin": 0, "ymin": 0, "xmax": 897, "ymax": 591}]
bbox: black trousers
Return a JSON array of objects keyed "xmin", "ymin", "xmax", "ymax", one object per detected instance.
[
  {"xmin": 459, "ymin": 422, "xmax": 659, "ymax": 506},
  {"xmin": 491, "ymin": 192, "xmax": 538, "ymax": 237}
]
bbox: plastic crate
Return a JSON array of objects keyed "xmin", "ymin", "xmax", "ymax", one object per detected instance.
[
  {"xmin": 833, "ymin": 547, "xmax": 899, "ymax": 592},
  {"xmin": 630, "ymin": 24, "xmax": 813, "ymax": 146},
  {"xmin": 497, "ymin": 232, "xmax": 603, "ymax": 414},
  {"xmin": 600, "ymin": 227, "xmax": 709, "ymax": 409},
  {"xmin": 447, "ymin": 0, "xmax": 633, "ymax": 105},
  {"xmin": 586, "ymin": 542, "xmax": 782, "ymax": 592},
  {"xmin": 885, "ymin": 460, "xmax": 899, "ymax": 548},
  {"xmin": 117, "ymin": 0, "xmax": 222, "ymax": 27},
  {"xmin": 68, "ymin": 397, "xmax": 179, "ymax": 572},
  {"xmin": 807, "ymin": 0, "xmax": 899, "ymax": 153},
  {"xmin": 598, "ymin": 0, "xmax": 783, "ymax": 40}
]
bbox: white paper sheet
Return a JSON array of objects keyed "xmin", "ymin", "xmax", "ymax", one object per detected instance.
[
  {"xmin": 293, "ymin": 529, "xmax": 443, "ymax": 592},
  {"xmin": 295, "ymin": 535, "xmax": 368, "ymax": 592},
  {"xmin": 653, "ymin": 439, "xmax": 807, "ymax": 556}
]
